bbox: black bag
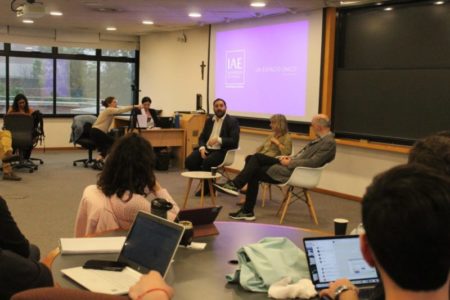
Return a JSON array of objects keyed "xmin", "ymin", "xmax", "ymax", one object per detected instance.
[{"xmin": 155, "ymin": 149, "xmax": 170, "ymax": 171}]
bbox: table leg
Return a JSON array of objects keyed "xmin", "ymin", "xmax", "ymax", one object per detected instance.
[
  {"xmin": 183, "ymin": 178, "xmax": 193, "ymax": 209},
  {"xmin": 207, "ymin": 179, "xmax": 217, "ymax": 206},
  {"xmin": 200, "ymin": 179, "xmax": 205, "ymax": 207}
]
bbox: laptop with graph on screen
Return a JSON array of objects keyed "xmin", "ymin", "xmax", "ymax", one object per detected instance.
[
  {"xmin": 61, "ymin": 211, "xmax": 184, "ymax": 295},
  {"xmin": 303, "ymin": 235, "xmax": 380, "ymax": 300}
]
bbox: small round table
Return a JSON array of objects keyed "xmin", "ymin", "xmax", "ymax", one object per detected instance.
[{"xmin": 181, "ymin": 171, "xmax": 222, "ymax": 208}]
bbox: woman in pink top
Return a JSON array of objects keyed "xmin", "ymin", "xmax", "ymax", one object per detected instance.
[{"xmin": 74, "ymin": 133, "xmax": 179, "ymax": 237}]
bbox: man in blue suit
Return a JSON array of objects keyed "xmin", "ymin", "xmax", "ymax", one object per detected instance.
[{"xmin": 185, "ymin": 98, "xmax": 240, "ymax": 196}]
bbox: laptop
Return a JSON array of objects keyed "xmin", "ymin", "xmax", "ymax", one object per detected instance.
[
  {"xmin": 61, "ymin": 211, "xmax": 185, "ymax": 295},
  {"xmin": 303, "ymin": 235, "xmax": 380, "ymax": 300},
  {"xmin": 177, "ymin": 206, "xmax": 222, "ymax": 238},
  {"xmin": 159, "ymin": 117, "xmax": 174, "ymax": 128}
]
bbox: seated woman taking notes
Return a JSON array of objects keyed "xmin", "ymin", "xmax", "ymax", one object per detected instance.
[{"xmin": 74, "ymin": 133, "xmax": 179, "ymax": 237}]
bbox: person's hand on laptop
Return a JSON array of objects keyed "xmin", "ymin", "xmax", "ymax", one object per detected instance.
[
  {"xmin": 129, "ymin": 270, "xmax": 174, "ymax": 300},
  {"xmin": 319, "ymin": 278, "xmax": 359, "ymax": 300}
]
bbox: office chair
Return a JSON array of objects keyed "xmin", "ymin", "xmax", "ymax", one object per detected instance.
[
  {"xmin": 71, "ymin": 115, "xmax": 97, "ymax": 168},
  {"xmin": 3, "ymin": 114, "xmax": 38, "ymax": 173}
]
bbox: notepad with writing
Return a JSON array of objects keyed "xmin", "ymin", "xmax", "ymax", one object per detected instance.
[{"xmin": 60, "ymin": 237, "xmax": 126, "ymax": 254}]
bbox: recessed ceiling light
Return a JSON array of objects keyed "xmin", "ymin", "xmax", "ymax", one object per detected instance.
[
  {"xmin": 188, "ymin": 12, "xmax": 202, "ymax": 18},
  {"xmin": 384, "ymin": 7, "xmax": 393, "ymax": 11},
  {"xmin": 434, "ymin": 1, "xmax": 444, "ymax": 4},
  {"xmin": 375, "ymin": 2, "xmax": 383, "ymax": 5},
  {"xmin": 142, "ymin": 20, "xmax": 154, "ymax": 25},
  {"xmin": 106, "ymin": 27, "xmax": 117, "ymax": 31},
  {"xmin": 250, "ymin": 1, "xmax": 266, "ymax": 7},
  {"xmin": 50, "ymin": 11, "xmax": 63, "ymax": 16},
  {"xmin": 22, "ymin": 19, "xmax": 34, "ymax": 24}
]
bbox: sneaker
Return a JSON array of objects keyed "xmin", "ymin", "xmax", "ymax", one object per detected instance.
[
  {"xmin": 3, "ymin": 173, "xmax": 22, "ymax": 181},
  {"xmin": 213, "ymin": 181, "xmax": 239, "ymax": 196},
  {"xmin": 229, "ymin": 209, "xmax": 256, "ymax": 221}
]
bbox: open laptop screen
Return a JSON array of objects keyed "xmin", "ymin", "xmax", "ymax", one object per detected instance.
[
  {"xmin": 118, "ymin": 212, "xmax": 184, "ymax": 276},
  {"xmin": 303, "ymin": 235, "xmax": 379, "ymax": 290}
]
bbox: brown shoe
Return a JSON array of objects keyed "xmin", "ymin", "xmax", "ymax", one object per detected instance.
[
  {"xmin": 2, "ymin": 153, "xmax": 20, "ymax": 163},
  {"xmin": 3, "ymin": 173, "xmax": 22, "ymax": 181}
]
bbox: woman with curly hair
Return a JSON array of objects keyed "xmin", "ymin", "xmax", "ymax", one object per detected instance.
[{"xmin": 74, "ymin": 133, "xmax": 179, "ymax": 237}]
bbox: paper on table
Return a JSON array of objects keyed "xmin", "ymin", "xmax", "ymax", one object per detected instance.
[{"xmin": 60, "ymin": 236, "xmax": 126, "ymax": 254}]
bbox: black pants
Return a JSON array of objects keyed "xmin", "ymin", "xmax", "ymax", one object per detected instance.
[
  {"xmin": 90, "ymin": 127, "xmax": 115, "ymax": 158},
  {"xmin": 185, "ymin": 149, "xmax": 226, "ymax": 172},
  {"xmin": 232, "ymin": 153, "xmax": 281, "ymax": 213}
]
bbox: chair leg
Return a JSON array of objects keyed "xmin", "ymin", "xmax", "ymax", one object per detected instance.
[
  {"xmin": 279, "ymin": 188, "xmax": 293, "ymax": 224},
  {"xmin": 261, "ymin": 183, "xmax": 267, "ymax": 207},
  {"xmin": 304, "ymin": 189, "xmax": 319, "ymax": 225},
  {"xmin": 183, "ymin": 178, "xmax": 193, "ymax": 209}
]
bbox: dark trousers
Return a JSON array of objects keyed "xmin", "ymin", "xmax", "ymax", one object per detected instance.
[
  {"xmin": 233, "ymin": 153, "xmax": 281, "ymax": 213},
  {"xmin": 185, "ymin": 149, "xmax": 226, "ymax": 191},
  {"xmin": 90, "ymin": 127, "xmax": 115, "ymax": 158}
]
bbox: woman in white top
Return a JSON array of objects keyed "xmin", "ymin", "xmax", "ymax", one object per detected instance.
[
  {"xmin": 74, "ymin": 133, "xmax": 179, "ymax": 237},
  {"xmin": 90, "ymin": 96, "xmax": 141, "ymax": 163}
]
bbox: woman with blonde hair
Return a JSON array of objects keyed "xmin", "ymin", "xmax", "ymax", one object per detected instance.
[{"xmin": 237, "ymin": 114, "xmax": 292, "ymax": 204}]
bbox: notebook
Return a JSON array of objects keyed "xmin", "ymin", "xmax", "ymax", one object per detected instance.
[
  {"xmin": 59, "ymin": 236, "xmax": 126, "ymax": 254},
  {"xmin": 177, "ymin": 206, "xmax": 222, "ymax": 238},
  {"xmin": 61, "ymin": 211, "xmax": 185, "ymax": 295},
  {"xmin": 303, "ymin": 235, "xmax": 379, "ymax": 300}
]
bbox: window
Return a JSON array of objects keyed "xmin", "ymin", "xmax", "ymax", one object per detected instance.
[
  {"xmin": 10, "ymin": 44, "xmax": 52, "ymax": 53},
  {"xmin": 56, "ymin": 59, "xmax": 97, "ymax": 114},
  {"xmin": 9, "ymin": 57, "xmax": 54, "ymax": 114},
  {"xmin": 0, "ymin": 57, "xmax": 5, "ymax": 113},
  {"xmin": 102, "ymin": 49, "xmax": 135, "ymax": 58},
  {"xmin": 59, "ymin": 47, "xmax": 96, "ymax": 56},
  {"xmin": 100, "ymin": 61, "xmax": 134, "ymax": 107}
]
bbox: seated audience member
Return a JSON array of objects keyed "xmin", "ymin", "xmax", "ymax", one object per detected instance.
[
  {"xmin": 141, "ymin": 96, "xmax": 161, "ymax": 128},
  {"xmin": 0, "ymin": 195, "xmax": 53, "ymax": 298},
  {"xmin": 237, "ymin": 113, "xmax": 292, "ymax": 205},
  {"xmin": 8, "ymin": 93, "xmax": 34, "ymax": 115},
  {"xmin": 320, "ymin": 164, "xmax": 450, "ymax": 300},
  {"xmin": 215, "ymin": 114, "xmax": 335, "ymax": 221},
  {"xmin": 0, "ymin": 129, "xmax": 21, "ymax": 181},
  {"xmin": 90, "ymin": 96, "xmax": 141, "ymax": 168},
  {"xmin": 185, "ymin": 98, "xmax": 240, "ymax": 196},
  {"xmin": 7, "ymin": 93, "xmax": 37, "ymax": 160},
  {"xmin": 74, "ymin": 133, "xmax": 179, "ymax": 237},
  {"xmin": 408, "ymin": 130, "xmax": 450, "ymax": 177}
]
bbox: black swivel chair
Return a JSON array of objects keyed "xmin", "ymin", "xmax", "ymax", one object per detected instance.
[
  {"xmin": 3, "ymin": 114, "xmax": 38, "ymax": 173},
  {"xmin": 71, "ymin": 115, "xmax": 97, "ymax": 167}
]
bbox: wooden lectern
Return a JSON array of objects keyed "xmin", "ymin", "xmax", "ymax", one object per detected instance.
[{"xmin": 180, "ymin": 113, "xmax": 207, "ymax": 157}]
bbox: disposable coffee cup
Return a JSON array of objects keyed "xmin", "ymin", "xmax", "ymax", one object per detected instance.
[
  {"xmin": 211, "ymin": 167, "xmax": 218, "ymax": 176},
  {"xmin": 334, "ymin": 218, "xmax": 349, "ymax": 235},
  {"xmin": 179, "ymin": 220, "xmax": 194, "ymax": 246}
]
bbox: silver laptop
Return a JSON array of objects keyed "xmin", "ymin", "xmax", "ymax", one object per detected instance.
[
  {"xmin": 303, "ymin": 235, "xmax": 380, "ymax": 300},
  {"xmin": 62, "ymin": 211, "xmax": 185, "ymax": 295}
]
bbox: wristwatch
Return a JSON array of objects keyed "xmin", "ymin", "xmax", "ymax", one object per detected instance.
[{"xmin": 334, "ymin": 285, "xmax": 351, "ymax": 300}]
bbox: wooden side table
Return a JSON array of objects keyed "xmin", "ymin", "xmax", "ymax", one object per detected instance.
[{"xmin": 181, "ymin": 171, "xmax": 222, "ymax": 208}]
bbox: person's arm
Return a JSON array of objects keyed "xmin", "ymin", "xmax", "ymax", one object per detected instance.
[
  {"xmin": 319, "ymin": 278, "xmax": 359, "ymax": 300},
  {"xmin": 220, "ymin": 116, "xmax": 240, "ymax": 149},
  {"xmin": 129, "ymin": 271, "xmax": 173, "ymax": 300},
  {"xmin": 151, "ymin": 182, "xmax": 180, "ymax": 221},
  {"xmin": 0, "ymin": 249, "xmax": 53, "ymax": 299},
  {"xmin": 278, "ymin": 134, "xmax": 292, "ymax": 156},
  {"xmin": 0, "ymin": 196, "xmax": 30, "ymax": 257},
  {"xmin": 288, "ymin": 139, "xmax": 336, "ymax": 169}
]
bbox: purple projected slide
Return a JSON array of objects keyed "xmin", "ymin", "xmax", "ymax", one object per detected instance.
[{"xmin": 215, "ymin": 20, "xmax": 309, "ymax": 118}]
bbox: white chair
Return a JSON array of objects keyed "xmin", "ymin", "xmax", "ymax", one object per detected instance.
[
  {"xmin": 276, "ymin": 164, "xmax": 328, "ymax": 225},
  {"xmin": 215, "ymin": 148, "xmax": 238, "ymax": 181}
]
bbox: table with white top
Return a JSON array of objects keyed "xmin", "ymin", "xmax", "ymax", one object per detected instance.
[{"xmin": 181, "ymin": 171, "xmax": 222, "ymax": 208}]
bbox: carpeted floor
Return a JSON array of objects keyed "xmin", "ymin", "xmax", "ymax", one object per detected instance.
[{"xmin": 1, "ymin": 150, "xmax": 362, "ymax": 257}]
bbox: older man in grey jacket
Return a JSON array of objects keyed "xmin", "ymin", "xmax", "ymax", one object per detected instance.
[{"xmin": 215, "ymin": 114, "xmax": 336, "ymax": 221}]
